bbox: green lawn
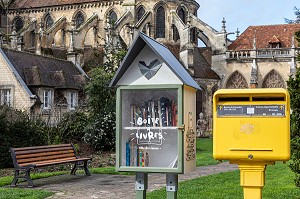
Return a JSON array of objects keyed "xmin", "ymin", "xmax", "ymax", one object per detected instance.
[
  {"xmin": 196, "ymin": 138, "xmax": 219, "ymax": 166},
  {"xmin": 1, "ymin": 138, "xmax": 298, "ymax": 199},
  {"xmin": 147, "ymin": 162, "xmax": 300, "ymax": 199},
  {"xmin": 0, "ymin": 188, "xmax": 52, "ymax": 199}
]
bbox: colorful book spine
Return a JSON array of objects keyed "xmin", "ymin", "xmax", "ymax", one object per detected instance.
[{"xmin": 126, "ymin": 142, "xmax": 130, "ymax": 166}]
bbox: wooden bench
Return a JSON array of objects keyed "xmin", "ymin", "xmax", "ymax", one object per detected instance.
[{"xmin": 10, "ymin": 144, "xmax": 92, "ymax": 187}]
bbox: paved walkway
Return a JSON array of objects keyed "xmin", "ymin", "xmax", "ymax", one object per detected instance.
[{"xmin": 20, "ymin": 162, "xmax": 238, "ymax": 199}]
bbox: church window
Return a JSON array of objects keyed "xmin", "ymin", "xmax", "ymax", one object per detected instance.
[
  {"xmin": 196, "ymin": 87, "xmax": 206, "ymax": 120},
  {"xmin": 75, "ymin": 12, "xmax": 84, "ymax": 28},
  {"xmin": 45, "ymin": 14, "xmax": 54, "ymax": 29},
  {"xmin": 13, "ymin": 17, "xmax": 24, "ymax": 32},
  {"xmin": 137, "ymin": 6, "xmax": 145, "ymax": 21},
  {"xmin": 172, "ymin": 25, "xmax": 180, "ymax": 42},
  {"xmin": 262, "ymin": 70, "xmax": 285, "ymax": 88},
  {"xmin": 226, "ymin": 71, "xmax": 248, "ymax": 89},
  {"xmin": 178, "ymin": 7, "xmax": 186, "ymax": 24},
  {"xmin": 156, "ymin": 6, "xmax": 165, "ymax": 38},
  {"xmin": 30, "ymin": 30, "xmax": 35, "ymax": 47},
  {"xmin": 109, "ymin": 11, "xmax": 118, "ymax": 24}
]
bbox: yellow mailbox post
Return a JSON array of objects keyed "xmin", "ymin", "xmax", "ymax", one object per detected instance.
[{"xmin": 213, "ymin": 88, "xmax": 290, "ymax": 199}]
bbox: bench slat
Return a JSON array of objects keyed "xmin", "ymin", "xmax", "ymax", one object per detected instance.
[
  {"xmin": 16, "ymin": 150, "xmax": 75, "ymax": 159},
  {"xmin": 18, "ymin": 157, "xmax": 91, "ymax": 167},
  {"xmin": 12, "ymin": 144, "xmax": 72, "ymax": 151},
  {"xmin": 17, "ymin": 153, "xmax": 76, "ymax": 164},
  {"xmin": 14, "ymin": 146, "xmax": 74, "ymax": 155}
]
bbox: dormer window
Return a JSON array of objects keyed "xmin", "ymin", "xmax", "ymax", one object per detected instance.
[{"xmin": 269, "ymin": 35, "xmax": 281, "ymax": 48}]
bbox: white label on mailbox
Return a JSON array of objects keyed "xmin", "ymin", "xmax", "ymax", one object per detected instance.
[
  {"xmin": 247, "ymin": 107, "xmax": 255, "ymax": 114},
  {"xmin": 217, "ymin": 105, "xmax": 285, "ymax": 117}
]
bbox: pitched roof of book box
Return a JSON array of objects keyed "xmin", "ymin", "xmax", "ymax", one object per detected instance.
[{"xmin": 110, "ymin": 32, "xmax": 200, "ymax": 90}]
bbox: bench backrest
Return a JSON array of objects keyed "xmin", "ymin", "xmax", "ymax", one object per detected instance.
[{"xmin": 10, "ymin": 144, "xmax": 77, "ymax": 168}]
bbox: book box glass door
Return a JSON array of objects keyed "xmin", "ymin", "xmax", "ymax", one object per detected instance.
[{"xmin": 121, "ymin": 88, "xmax": 179, "ymax": 168}]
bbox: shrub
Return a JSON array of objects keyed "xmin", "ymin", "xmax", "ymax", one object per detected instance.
[
  {"xmin": 0, "ymin": 106, "xmax": 48, "ymax": 168},
  {"xmin": 83, "ymin": 111, "xmax": 116, "ymax": 151},
  {"xmin": 55, "ymin": 111, "xmax": 89, "ymax": 143}
]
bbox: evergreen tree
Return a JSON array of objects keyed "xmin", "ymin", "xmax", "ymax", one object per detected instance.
[
  {"xmin": 285, "ymin": 6, "xmax": 300, "ymax": 24},
  {"xmin": 287, "ymin": 31, "xmax": 300, "ymax": 187}
]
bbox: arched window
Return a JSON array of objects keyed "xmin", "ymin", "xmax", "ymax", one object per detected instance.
[
  {"xmin": 156, "ymin": 6, "xmax": 165, "ymax": 38},
  {"xmin": 226, "ymin": 71, "xmax": 248, "ymax": 89},
  {"xmin": 178, "ymin": 7, "xmax": 186, "ymax": 24},
  {"xmin": 262, "ymin": 70, "xmax": 285, "ymax": 88},
  {"xmin": 172, "ymin": 25, "xmax": 180, "ymax": 42},
  {"xmin": 30, "ymin": 30, "xmax": 35, "ymax": 47},
  {"xmin": 45, "ymin": 14, "xmax": 54, "ymax": 29},
  {"xmin": 109, "ymin": 11, "xmax": 118, "ymax": 24},
  {"xmin": 137, "ymin": 6, "xmax": 145, "ymax": 21},
  {"xmin": 196, "ymin": 87, "xmax": 206, "ymax": 120},
  {"xmin": 13, "ymin": 17, "xmax": 24, "ymax": 32},
  {"xmin": 75, "ymin": 12, "xmax": 84, "ymax": 28}
]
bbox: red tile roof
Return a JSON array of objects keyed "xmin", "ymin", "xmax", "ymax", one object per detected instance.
[
  {"xmin": 9, "ymin": 0, "xmax": 108, "ymax": 9},
  {"xmin": 228, "ymin": 24, "xmax": 300, "ymax": 50}
]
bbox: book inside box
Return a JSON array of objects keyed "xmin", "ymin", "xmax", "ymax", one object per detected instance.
[{"xmin": 121, "ymin": 89, "xmax": 179, "ymax": 168}]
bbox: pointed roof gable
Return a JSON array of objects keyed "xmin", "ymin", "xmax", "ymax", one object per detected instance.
[
  {"xmin": 269, "ymin": 35, "xmax": 281, "ymax": 44},
  {"xmin": 110, "ymin": 32, "xmax": 200, "ymax": 90}
]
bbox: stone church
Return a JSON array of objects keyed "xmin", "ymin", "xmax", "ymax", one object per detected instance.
[{"xmin": 0, "ymin": 0, "xmax": 299, "ymax": 133}]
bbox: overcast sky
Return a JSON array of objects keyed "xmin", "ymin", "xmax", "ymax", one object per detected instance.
[{"xmin": 196, "ymin": 0, "xmax": 298, "ymax": 39}]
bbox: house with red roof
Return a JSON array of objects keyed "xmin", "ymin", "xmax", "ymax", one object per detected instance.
[{"xmin": 213, "ymin": 24, "xmax": 300, "ymax": 89}]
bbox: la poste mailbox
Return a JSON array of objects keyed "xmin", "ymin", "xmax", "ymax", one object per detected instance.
[
  {"xmin": 110, "ymin": 32, "xmax": 200, "ymax": 174},
  {"xmin": 213, "ymin": 88, "xmax": 290, "ymax": 162}
]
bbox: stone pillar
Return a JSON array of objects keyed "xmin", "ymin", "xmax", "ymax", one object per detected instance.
[
  {"xmin": 10, "ymin": 26, "xmax": 17, "ymax": 50},
  {"xmin": 36, "ymin": 22, "xmax": 43, "ymax": 55},
  {"xmin": 250, "ymin": 59, "xmax": 258, "ymax": 88},
  {"xmin": 67, "ymin": 20, "xmax": 78, "ymax": 65}
]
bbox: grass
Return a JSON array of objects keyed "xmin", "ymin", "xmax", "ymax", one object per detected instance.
[
  {"xmin": 0, "ymin": 188, "xmax": 53, "ymax": 199},
  {"xmin": 147, "ymin": 162, "xmax": 300, "ymax": 199},
  {"xmin": 196, "ymin": 138, "xmax": 219, "ymax": 166},
  {"xmin": 1, "ymin": 138, "xmax": 298, "ymax": 198}
]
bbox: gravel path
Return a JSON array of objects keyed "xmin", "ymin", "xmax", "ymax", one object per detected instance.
[{"xmin": 14, "ymin": 162, "xmax": 238, "ymax": 199}]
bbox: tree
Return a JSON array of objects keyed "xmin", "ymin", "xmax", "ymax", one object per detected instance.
[
  {"xmin": 285, "ymin": 6, "xmax": 300, "ymax": 24},
  {"xmin": 83, "ymin": 35, "xmax": 127, "ymax": 150},
  {"xmin": 287, "ymin": 31, "xmax": 300, "ymax": 187}
]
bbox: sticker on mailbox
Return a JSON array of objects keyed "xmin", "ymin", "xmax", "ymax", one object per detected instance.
[{"xmin": 217, "ymin": 105, "xmax": 285, "ymax": 117}]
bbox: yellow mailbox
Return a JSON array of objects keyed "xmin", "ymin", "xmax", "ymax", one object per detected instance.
[{"xmin": 213, "ymin": 88, "xmax": 290, "ymax": 162}]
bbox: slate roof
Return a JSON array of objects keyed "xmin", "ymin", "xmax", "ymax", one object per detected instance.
[
  {"xmin": 193, "ymin": 47, "xmax": 220, "ymax": 80},
  {"xmin": 9, "ymin": 0, "xmax": 107, "ymax": 9},
  {"xmin": 228, "ymin": 24, "xmax": 300, "ymax": 50},
  {"xmin": 1, "ymin": 48, "xmax": 87, "ymax": 89},
  {"xmin": 109, "ymin": 32, "xmax": 201, "ymax": 90}
]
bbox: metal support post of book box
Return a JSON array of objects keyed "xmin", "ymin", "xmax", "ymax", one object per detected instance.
[
  {"xmin": 166, "ymin": 174, "xmax": 178, "ymax": 199},
  {"xmin": 135, "ymin": 172, "xmax": 148, "ymax": 199}
]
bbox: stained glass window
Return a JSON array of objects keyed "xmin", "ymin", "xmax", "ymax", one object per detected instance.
[
  {"xmin": 13, "ymin": 17, "xmax": 23, "ymax": 32},
  {"xmin": 75, "ymin": 12, "xmax": 84, "ymax": 28},
  {"xmin": 45, "ymin": 14, "xmax": 53, "ymax": 29},
  {"xmin": 178, "ymin": 7, "xmax": 186, "ymax": 24},
  {"xmin": 137, "ymin": 6, "xmax": 145, "ymax": 21},
  {"xmin": 109, "ymin": 11, "xmax": 118, "ymax": 24},
  {"xmin": 226, "ymin": 71, "xmax": 248, "ymax": 89},
  {"xmin": 262, "ymin": 70, "xmax": 285, "ymax": 88},
  {"xmin": 156, "ymin": 6, "xmax": 165, "ymax": 38},
  {"xmin": 172, "ymin": 25, "xmax": 180, "ymax": 42}
]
